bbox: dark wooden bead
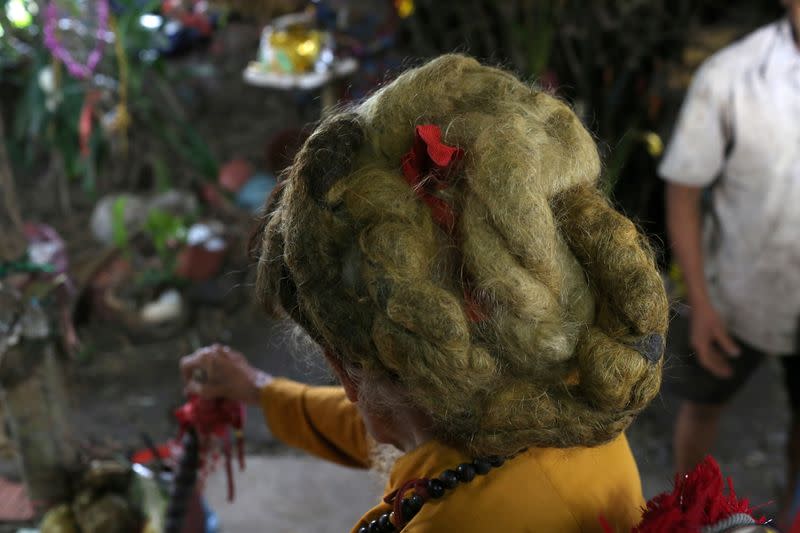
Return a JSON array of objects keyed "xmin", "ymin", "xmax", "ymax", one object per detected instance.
[
  {"xmin": 358, "ymin": 527, "xmax": 369, "ymax": 533},
  {"xmin": 487, "ymin": 455, "xmax": 504, "ymax": 467},
  {"xmin": 378, "ymin": 513, "xmax": 393, "ymax": 532},
  {"xmin": 427, "ymin": 478, "xmax": 445, "ymax": 498},
  {"xmin": 456, "ymin": 463, "xmax": 476, "ymax": 482},
  {"xmin": 439, "ymin": 469, "xmax": 459, "ymax": 488},
  {"xmin": 368, "ymin": 519, "xmax": 381, "ymax": 533},
  {"xmin": 410, "ymin": 494, "xmax": 424, "ymax": 509},
  {"xmin": 473, "ymin": 459, "xmax": 491, "ymax": 475},
  {"xmin": 402, "ymin": 494, "xmax": 423, "ymax": 519}
]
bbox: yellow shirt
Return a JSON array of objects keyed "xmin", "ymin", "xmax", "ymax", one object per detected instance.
[{"xmin": 262, "ymin": 378, "xmax": 645, "ymax": 532}]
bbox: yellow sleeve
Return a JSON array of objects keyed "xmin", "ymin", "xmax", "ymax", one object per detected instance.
[{"xmin": 260, "ymin": 378, "xmax": 371, "ymax": 469}]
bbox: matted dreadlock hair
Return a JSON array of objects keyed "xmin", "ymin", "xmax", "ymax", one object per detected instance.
[{"xmin": 251, "ymin": 54, "xmax": 668, "ymax": 456}]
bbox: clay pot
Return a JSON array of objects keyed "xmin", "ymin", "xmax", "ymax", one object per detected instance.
[
  {"xmin": 175, "ymin": 244, "xmax": 226, "ymax": 282},
  {"xmin": 175, "ymin": 223, "xmax": 228, "ymax": 282}
]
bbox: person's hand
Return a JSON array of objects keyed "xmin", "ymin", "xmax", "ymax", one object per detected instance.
[
  {"xmin": 180, "ymin": 344, "xmax": 272, "ymax": 405},
  {"xmin": 689, "ymin": 302, "xmax": 741, "ymax": 379}
]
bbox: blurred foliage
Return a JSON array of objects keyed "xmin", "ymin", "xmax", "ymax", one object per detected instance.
[
  {"xmin": 111, "ymin": 195, "xmax": 130, "ymax": 249},
  {"xmin": 143, "ymin": 208, "xmax": 189, "ymax": 264},
  {"xmin": 0, "ymin": 0, "xmax": 219, "ymax": 197},
  {"xmin": 109, "ymin": 199, "xmax": 191, "ymax": 282}
]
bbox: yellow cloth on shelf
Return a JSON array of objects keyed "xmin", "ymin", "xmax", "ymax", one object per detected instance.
[{"xmin": 262, "ymin": 378, "xmax": 645, "ymax": 533}]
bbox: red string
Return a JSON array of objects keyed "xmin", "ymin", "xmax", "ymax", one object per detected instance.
[
  {"xmin": 383, "ymin": 478, "xmax": 431, "ymax": 528},
  {"xmin": 237, "ymin": 430, "xmax": 245, "ymax": 471},
  {"xmin": 223, "ymin": 435, "xmax": 234, "ymax": 501}
]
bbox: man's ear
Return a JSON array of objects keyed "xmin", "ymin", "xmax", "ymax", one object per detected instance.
[{"xmin": 324, "ymin": 350, "xmax": 359, "ymax": 403}]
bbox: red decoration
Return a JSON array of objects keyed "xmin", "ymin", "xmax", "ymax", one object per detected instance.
[
  {"xmin": 174, "ymin": 395, "xmax": 245, "ymax": 502},
  {"xmin": 131, "ymin": 443, "xmax": 171, "ymax": 466},
  {"xmin": 400, "ymin": 125, "xmax": 486, "ymax": 322},
  {"xmin": 79, "ymin": 91, "xmax": 100, "ymax": 157},
  {"xmin": 401, "ymin": 124, "xmax": 463, "ymax": 231},
  {"xmin": 601, "ymin": 456, "xmax": 766, "ymax": 533}
]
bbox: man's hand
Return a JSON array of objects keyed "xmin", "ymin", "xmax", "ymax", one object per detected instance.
[
  {"xmin": 666, "ymin": 183, "xmax": 742, "ymax": 379},
  {"xmin": 180, "ymin": 344, "xmax": 272, "ymax": 405},
  {"xmin": 689, "ymin": 302, "xmax": 741, "ymax": 379}
]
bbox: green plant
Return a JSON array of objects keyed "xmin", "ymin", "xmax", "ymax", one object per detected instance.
[
  {"xmin": 143, "ymin": 208, "xmax": 189, "ymax": 264},
  {"xmin": 111, "ymin": 196, "xmax": 130, "ymax": 249},
  {"xmin": 110, "ymin": 205, "xmax": 191, "ymax": 289}
]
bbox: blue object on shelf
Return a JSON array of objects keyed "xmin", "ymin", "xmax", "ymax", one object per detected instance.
[{"xmin": 236, "ymin": 173, "xmax": 277, "ymax": 212}]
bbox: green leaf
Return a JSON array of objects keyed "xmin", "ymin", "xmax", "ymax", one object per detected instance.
[
  {"xmin": 143, "ymin": 209, "xmax": 188, "ymax": 269},
  {"xmin": 111, "ymin": 196, "xmax": 130, "ymax": 250}
]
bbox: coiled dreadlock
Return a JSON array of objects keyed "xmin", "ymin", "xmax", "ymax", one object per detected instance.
[{"xmin": 252, "ymin": 54, "xmax": 668, "ymax": 456}]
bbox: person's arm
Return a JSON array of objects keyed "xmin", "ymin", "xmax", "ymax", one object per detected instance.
[
  {"xmin": 179, "ymin": 344, "xmax": 372, "ymax": 469},
  {"xmin": 659, "ymin": 54, "xmax": 741, "ymax": 378},
  {"xmin": 260, "ymin": 378, "xmax": 371, "ymax": 468},
  {"xmin": 665, "ymin": 184, "xmax": 710, "ymax": 309},
  {"xmin": 666, "ymin": 183, "xmax": 739, "ymax": 378}
]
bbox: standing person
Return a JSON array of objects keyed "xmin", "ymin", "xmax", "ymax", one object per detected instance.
[{"xmin": 662, "ymin": 0, "xmax": 800, "ymax": 496}]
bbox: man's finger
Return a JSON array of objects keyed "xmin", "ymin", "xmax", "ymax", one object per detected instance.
[
  {"xmin": 697, "ymin": 344, "xmax": 734, "ymax": 379},
  {"xmin": 713, "ymin": 327, "xmax": 741, "ymax": 358},
  {"xmin": 185, "ymin": 380, "xmax": 226, "ymax": 399},
  {"xmin": 180, "ymin": 354, "xmax": 202, "ymax": 383}
]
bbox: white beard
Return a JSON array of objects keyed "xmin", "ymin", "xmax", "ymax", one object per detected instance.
[{"xmin": 368, "ymin": 442, "xmax": 404, "ymax": 490}]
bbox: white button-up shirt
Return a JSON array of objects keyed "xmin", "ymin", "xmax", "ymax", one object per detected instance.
[{"xmin": 659, "ymin": 19, "xmax": 800, "ymax": 355}]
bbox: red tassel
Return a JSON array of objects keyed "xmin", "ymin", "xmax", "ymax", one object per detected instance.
[
  {"xmin": 173, "ymin": 395, "xmax": 246, "ymax": 502},
  {"xmin": 632, "ymin": 456, "xmax": 765, "ymax": 533}
]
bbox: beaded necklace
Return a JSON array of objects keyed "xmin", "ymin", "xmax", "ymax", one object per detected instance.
[{"xmin": 358, "ymin": 452, "xmax": 518, "ymax": 533}]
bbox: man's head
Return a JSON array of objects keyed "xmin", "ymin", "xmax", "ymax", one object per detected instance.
[{"xmin": 253, "ymin": 54, "xmax": 668, "ymax": 456}]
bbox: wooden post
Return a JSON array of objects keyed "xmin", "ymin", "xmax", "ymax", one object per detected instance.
[
  {"xmin": 0, "ymin": 113, "xmax": 26, "ymax": 263},
  {"xmin": 0, "ymin": 328, "xmax": 79, "ymax": 511},
  {"xmin": 0, "ymin": 114, "xmax": 78, "ymax": 515}
]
